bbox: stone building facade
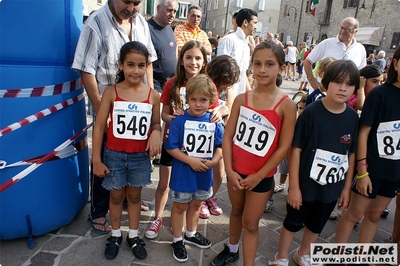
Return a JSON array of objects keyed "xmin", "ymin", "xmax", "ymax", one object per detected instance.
[
  {"xmin": 277, "ymin": 0, "xmax": 400, "ymax": 58},
  {"xmin": 198, "ymin": 0, "xmax": 282, "ymax": 37}
]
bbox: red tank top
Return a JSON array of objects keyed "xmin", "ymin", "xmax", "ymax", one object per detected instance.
[
  {"xmin": 232, "ymin": 92, "xmax": 288, "ymax": 177},
  {"xmin": 105, "ymin": 85, "xmax": 152, "ymax": 153}
]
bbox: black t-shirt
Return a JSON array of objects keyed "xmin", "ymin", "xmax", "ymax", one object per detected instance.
[
  {"xmin": 293, "ymin": 100, "xmax": 359, "ymax": 203},
  {"xmin": 359, "ymin": 83, "xmax": 400, "ymax": 182}
]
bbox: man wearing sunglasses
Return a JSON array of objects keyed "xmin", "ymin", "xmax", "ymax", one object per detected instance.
[{"xmin": 304, "ymin": 17, "xmax": 366, "ymax": 90}]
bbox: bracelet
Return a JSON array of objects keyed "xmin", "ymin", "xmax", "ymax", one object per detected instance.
[
  {"xmin": 356, "ymin": 172, "xmax": 369, "ymax": 180},
  {"xmin": 356, "ymin": 163, "xmax": 368, "ymax": 170},
  {"xmin": 356, "ymin": 157, "xmax": 367, "ymax": 162}
]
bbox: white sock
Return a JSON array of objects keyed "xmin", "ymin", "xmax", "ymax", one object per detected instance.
[
  {"xmin": 111, "ymin": 228, "xmax": 122, "ymax": 237},
  {"xmin": 128, "ymin": 228, "xmax": 138, "ymax": 238},
  {"xmin": 185, "ymin": 230, "xmax": 196, "ymax": 238},
  {"xmin": 228, "ymin": 243, "xmax": 239, "ymax": 253},
  {"xmin": 173, "ymin": 236, "xmax": 183, "ymax": 243}
]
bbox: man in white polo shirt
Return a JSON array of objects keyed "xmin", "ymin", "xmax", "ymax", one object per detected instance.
[{"xmin": 304, "ymin": 17, "xmax": 366, "ymax": 89}]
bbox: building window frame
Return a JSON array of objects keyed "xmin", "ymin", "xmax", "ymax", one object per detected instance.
[{"xmin": 390, "ymin": 31, "xmax": 400, "ymax": 50}]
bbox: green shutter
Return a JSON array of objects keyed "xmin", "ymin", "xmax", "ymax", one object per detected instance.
[{"xmin": 146, "ymin": 0, "xmax": 154, "ymax": 15}]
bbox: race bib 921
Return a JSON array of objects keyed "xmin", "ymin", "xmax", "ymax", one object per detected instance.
[{"xmin": 183, "ymin": 121, "xmax": 215, "ymax": 158}]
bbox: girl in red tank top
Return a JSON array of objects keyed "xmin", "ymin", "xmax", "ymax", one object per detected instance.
[
  {"xmin": 92, "ymin": 42, "xmax": 162, "ymax": 260},
  {"xmin": 212, "ymin": 41, "xmax": 297, "ymax": 266}
]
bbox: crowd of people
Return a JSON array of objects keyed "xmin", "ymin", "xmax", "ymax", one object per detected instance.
[{"xmin": 72, "ymin": 0, "xmax": 400, "ymax": 265}]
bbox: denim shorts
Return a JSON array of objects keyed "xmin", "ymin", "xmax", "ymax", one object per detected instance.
[
  {"xmin": 102, "ymin": 147, "xmax": 152, "ymax": 190},
  {"xmin": 169, "ymin": 187, "xmax": 213, "ymax": 203}
]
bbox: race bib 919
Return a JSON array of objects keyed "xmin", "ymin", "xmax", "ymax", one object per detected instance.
[
  {"xmin": 112, "ymin": 102, "xmax": 152, "ymax": 140},
  {"xmin": 233, "ymin": 106, "xmax": 276, "ymax": 157},
  {"xmin": 377, "ymin": 121, "xmax": 400, "ymax": 160},
  {"xmin": 310, "ymin": 149, "xmax": 348, "ymax": 185},
  {"xmin": 183, "ymin": 121, "xmax": 215, "ymax": 158}
]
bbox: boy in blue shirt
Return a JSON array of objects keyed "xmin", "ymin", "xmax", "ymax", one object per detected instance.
[{"xmin": 164, "ymin": 74, "xmax": 224, "ymax": 262}]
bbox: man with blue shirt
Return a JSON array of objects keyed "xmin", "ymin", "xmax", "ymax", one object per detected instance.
[{"xmin": 148, "ymin": 0, "xmax": 178, "ymax": 93}]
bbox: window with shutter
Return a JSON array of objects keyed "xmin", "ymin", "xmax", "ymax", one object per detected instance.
[
  {"xmin": 146, "ymin": 0, "xmax": 154, "ymax": 15},
  {"xmin": 390, "ymin": 32, "xmax": 400, "ymax": 50}
]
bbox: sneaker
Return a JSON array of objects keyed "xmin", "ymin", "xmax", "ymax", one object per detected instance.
[
  {"xmin": 199, "ymin": 201, "xmax": 210, "ymax": 219},
  {"xmin": 383, "ymin": 236, "xmax": 396, "ymax": 243},
  {"xmin": 184, "ymin": 232, "xmax": 212, "ymax": 248},
  {"xmin": 145, "ymin": 217, "xmax": 163, "ymax": 239},
  {"xmin": 292, "ymin": 248, "xmax": 322, "ymax": 266},
  {"xmin": 264, "ymin": 199, "xmax": 274, "ymax": 213},
  {"xmin": 126, "ymin": 236, "xmax": 147, "ymax": 260},
  {"xmin": 381, "ymin": 208, "xmax": 389, "ymax": 218},
  {"xmin": 274, "ymin": 183, "xmax": 286, "ymax": 193},
  {"xmin": 171, "ymin": 240, "xmax": 188, "ymax": 262},
  {"xmin": 211, "ymin": 244, "xmax": 239, "ymax": 266},
  {"xmin": 104, "ymin": 236, "xmax": 123, "ymax": 260},
  {"xmin": 329, "ymin": 207, "xmax": 339, "ymax": 220},
  {"xmin": 207, "ymin": 197, "xmax": 223, "ymax": 215},
  {"xmin": 269, "ymin": 253, "xmax": 289, "ymax": 266}
]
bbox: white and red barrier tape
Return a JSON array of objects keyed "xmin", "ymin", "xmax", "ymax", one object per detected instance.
[
  {"xmin": 0, "ymin": 79, "xmax": 81, "ymax": 98},
  {"xmin": 0, "ymin": 93, "xmax": 85, "ymax": 137},
  {"xmin": 0, "ymin": 122, "xmax": 93, "ymax": 193},
  {"xmin": 0, "ymin": 138, "xmax": 87, "ymax": 169}
]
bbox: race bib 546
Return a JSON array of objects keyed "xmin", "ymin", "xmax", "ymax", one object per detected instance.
[{"xmin": 112, "ymin": 102, "xmax": 152, "ymax": 140}]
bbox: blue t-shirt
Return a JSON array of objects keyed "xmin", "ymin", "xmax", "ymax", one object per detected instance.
[{"xmin": 164, "ymin": 110, "xmax": 224, "ymax": 193}]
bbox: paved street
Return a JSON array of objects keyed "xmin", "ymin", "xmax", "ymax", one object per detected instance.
[{"xmin": 0, "ymin": 79, "xmax": 396, "ymax": 266}]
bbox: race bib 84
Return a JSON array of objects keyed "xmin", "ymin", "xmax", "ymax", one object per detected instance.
[{"xmin": 376, "ymin": 120, "xmax": 400, "ymax": 160}]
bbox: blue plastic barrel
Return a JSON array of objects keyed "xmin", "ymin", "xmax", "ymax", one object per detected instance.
[{"xmin": 0, "ymin": 0, "xmax": 89, "ymax": 240}]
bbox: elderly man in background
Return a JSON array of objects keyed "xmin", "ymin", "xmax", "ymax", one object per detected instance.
[
  {"xmin": 148, "ymin": 0, "xmax": 178, "ymax": 93},
  {"xmin": 304, "ymin": 17, "xmax": 366, "ymax": 89},
  {"xmin": 173, "ymin": 5, "xmax": 212, "ymax": 55},
  {"xmin": 373, "ymin": 50, "xmax": 386, "ymax": 72}
]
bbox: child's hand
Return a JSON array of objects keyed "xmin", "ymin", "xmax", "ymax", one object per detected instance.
[
  {"xmin": 173, "ymin": 109, "xmax": 184, "ymax": 116},
  {"xmin": 287, "ymin": 187, "xmax": 302, "ymax": 210},
  {"xmin": 210, "ymin": 108, "xmax": 223, "ymax": 123},
  {"xmin": 227, "ymin": 171, "xmax": 244, "ymax": 191},
  {"xmin": 359, "ymin": 76, "xmax": 366, "ymax": 90},
  {"xmin": 356, "ymin": 176, "xmax": 372, "ymax": 197},
  {"xmin": 337, "ymin": 189, "xmax": 350, "ymax": 210},
  {"xmin": 202, "ymin": 159, "xmax": 216, "ymax": 169},
  {"xmin": 93, "ymin": 161, "xmax": 109, "ymax": 178},
  {"xmin": 239, "ymin": 173, "xmax": 262, "ymax": 191},
  {"xmin": 146, "ymin": 130, "xmax": 162, "ymax": 157},
  {"xmin": 188, "ymin": 157, "xmax": 209, "ymax": 172}
]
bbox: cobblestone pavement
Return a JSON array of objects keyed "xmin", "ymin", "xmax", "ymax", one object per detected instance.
[{"xmin": 0, "ymin": 79, "xmax": 396, "ymax": 266}]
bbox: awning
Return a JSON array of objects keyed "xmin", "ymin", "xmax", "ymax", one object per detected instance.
[{"xmin": 355, "ymin": 27, "xmax": 384, "ymax": 46}]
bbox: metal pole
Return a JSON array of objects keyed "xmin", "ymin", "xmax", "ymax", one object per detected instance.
[{"xmin": 295, "ymin": 0, "xmax": 304, "ymax": 46}]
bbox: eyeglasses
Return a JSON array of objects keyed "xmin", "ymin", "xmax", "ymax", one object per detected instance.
[
  {"xmin": 340, "ymin": 26, "xmax": 356, "ymax": 33},
  {"xmin": 189, "ymin": 14, "xmax": 202, "ymax": 19}
]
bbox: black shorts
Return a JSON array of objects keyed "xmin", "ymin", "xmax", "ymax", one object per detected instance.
[
  {"xmin": 351, "ymin": 177, "xmax": 400, "ymax": 199},
  {"xmin": 238, "ymin": 173, "xmax": 273, "ymax": 193},
  {"xmin": 283, "ymin": 199, "xmax": 337, "ymax": 234},
  {"xmin": 159, "ymin": 144, "xmax": 173, "ymax": 166}
]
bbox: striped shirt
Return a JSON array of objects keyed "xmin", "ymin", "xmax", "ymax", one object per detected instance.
[
  {"xmin": 174, "ymin": 23, "xmax": 211, "ymax": 52},
  {"xmin": 72, "ymin": 4, "xmax": 157, "ymax": 96}
]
